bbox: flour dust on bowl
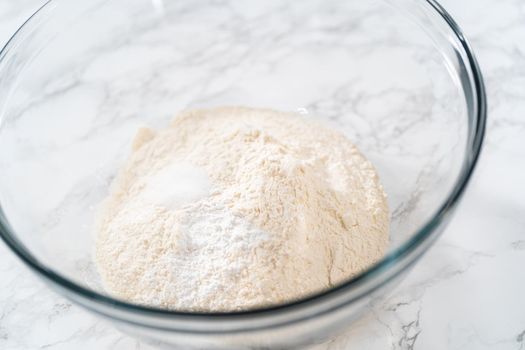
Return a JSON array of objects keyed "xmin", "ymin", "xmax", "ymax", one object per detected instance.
[{"xmin": 0, "ymin": 0, "xmax": 485, "ymax": 349}]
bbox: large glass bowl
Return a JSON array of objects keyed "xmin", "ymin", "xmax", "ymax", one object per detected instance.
[{"xmin": 0, "ymin": 0, "xmax": 485, "ymax": 349}]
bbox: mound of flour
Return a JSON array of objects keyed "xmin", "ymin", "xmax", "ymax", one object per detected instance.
[{"xmin": 95, "ymin": 106, "xmax": 389, "ymax": 311}]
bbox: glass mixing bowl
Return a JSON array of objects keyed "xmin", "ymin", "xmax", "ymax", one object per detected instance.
[{"xmin": 0, "ymin": 0, "xmax": 485, "ymax": 348}]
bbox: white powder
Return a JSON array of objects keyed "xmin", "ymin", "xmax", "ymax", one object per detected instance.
[
  {"xmin": 95, "ymin": 106, "xmax": 389, "ymax": 311},
  {"xmin": 141, "ymin": 162, "xmax": 211, "ymax": 210}
]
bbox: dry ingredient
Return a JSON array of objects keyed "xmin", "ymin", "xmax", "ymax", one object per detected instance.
[{"xmin": 95, "ymin": 106, "xmax": 389, "ymax": 312}]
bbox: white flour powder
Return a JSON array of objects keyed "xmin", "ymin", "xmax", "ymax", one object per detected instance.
[{"xmin": 95, "ymin": 106, "xmax": 389, "ymax": 311}]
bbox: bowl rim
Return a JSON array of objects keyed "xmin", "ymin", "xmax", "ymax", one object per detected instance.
[{"xmin": 0, "ymin": 0, "xmax": 486, "ymax": 323}]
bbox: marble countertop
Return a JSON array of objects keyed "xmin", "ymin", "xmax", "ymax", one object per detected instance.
[{"xmin": 1, "ymin": 0, "xmax": 524, "ymax": 349}]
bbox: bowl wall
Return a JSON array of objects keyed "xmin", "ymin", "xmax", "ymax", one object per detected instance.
[{"xmin": 0, "ymin": 0, "xmax": 483, "ymax": 348}]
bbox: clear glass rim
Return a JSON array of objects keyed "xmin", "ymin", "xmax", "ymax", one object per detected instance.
[{"xmin": 0, "ymin": 0, "xmax": 486, "ymax": 322}]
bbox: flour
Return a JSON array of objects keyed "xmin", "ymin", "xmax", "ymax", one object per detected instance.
[{"xmin": 95, "ymin": 106, "xmax": 389, "ymax": 311}]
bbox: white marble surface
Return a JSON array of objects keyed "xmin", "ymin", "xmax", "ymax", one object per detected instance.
[{"xmin": 0, "ymin": 0, "xmax": 524, "ymax": 349}]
